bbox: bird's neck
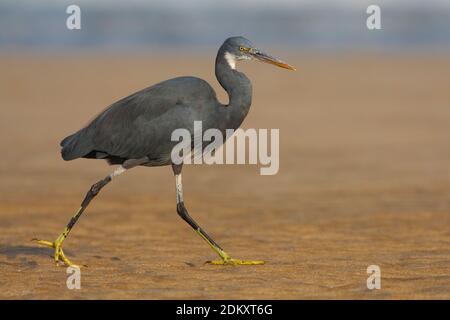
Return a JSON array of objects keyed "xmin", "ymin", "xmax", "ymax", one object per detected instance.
[{"xmin": 215, "ymin": 50, "xmax": 252, "ymax": 114}]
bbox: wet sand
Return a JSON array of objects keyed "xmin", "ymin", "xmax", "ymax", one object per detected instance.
[{"xmin": 0, "ymin": 53, "xmax": 449, "ymax": 299}]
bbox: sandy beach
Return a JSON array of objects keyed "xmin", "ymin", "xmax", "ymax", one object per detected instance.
[{"xmin": 0, "ymin": 53, "xmax": 449, "ymax": 299}]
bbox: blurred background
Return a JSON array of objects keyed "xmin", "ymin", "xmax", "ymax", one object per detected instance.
[
  {"xmin": 0, "ymin": 0, "xmax": 449, "ymax": 299},
  {"xmin": 1, "ymin": 0, "xmax": 450, "ymax": 52}
]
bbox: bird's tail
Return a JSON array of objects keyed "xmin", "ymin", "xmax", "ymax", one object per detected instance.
[{"xmin": 60, "ymin": 129, "xmax": 93, "ymax": 161}]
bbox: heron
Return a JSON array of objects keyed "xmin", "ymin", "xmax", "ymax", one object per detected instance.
[{"xmin": 34, "ymin": 36, "xmax": 295, "ymax": 267}]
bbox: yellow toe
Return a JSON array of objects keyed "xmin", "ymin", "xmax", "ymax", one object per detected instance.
[
  {"xmin": 206, "ymin": 258, "xmax": 265, "ymax": 266},
  {"xmin": 33, "ymin": 238, "xmax": 82, "ymax": 267},
  {"xmin": 32, "ymin": 239, "xmax": 55, "ymax": 248}
]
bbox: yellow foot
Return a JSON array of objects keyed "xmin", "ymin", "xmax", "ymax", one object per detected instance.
[
  {"xmin": 32, "ymin": 238, "xmax": 81, "ymax": 267},
  {"xmin": 206, "ymin": 257, "xmax": 265, "ymax": 266}
]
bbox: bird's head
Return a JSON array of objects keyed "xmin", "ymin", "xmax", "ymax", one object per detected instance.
[{"xmin": 221, "ymin": 36, "xmax": 296, "ymax": 71}]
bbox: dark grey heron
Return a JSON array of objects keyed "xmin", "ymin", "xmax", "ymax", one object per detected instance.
[{"xmin": 34, "ymin": 36, "xmax": 295, "ymax": 266}]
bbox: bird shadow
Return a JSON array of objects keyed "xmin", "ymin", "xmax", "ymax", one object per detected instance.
[{"xmin": 0, "ymin": 244, "xmax": 73, "ymax": 260}]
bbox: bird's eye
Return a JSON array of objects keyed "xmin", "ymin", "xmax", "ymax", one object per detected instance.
[{"xmin": 239, "ymin": 46, "xmax": 247, "ymax": 52}]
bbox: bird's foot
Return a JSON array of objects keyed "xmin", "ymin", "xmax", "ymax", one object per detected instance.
[
  {"xmin": 32, "ymin": 237, "xmax": 82, "ymax": 267},
  {"xmin": 206, "ymin": 251, "xmax": 265, "ymax": 265}
]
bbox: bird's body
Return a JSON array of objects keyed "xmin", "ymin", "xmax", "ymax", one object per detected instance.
[
  {"xmin": 34, "ymin": 36, "xmax": 294, "ymax": 267},
  {"xmin": 61, "ymin": 76, "xmax": 223, "ymax": 165},
  {"xmin": 61, "ymin": 43, "xmax": 253, "ymax": 167}
]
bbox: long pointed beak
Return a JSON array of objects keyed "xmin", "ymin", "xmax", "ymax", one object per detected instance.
[{"xmin": 251, "ymin": 49, "xmax": 296, "ymax": 71}]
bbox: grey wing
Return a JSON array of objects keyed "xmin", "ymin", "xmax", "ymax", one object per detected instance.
[
  {"xmin": 93, "ymin": 93, "xmax": 171, "ymax": 157},
  {"xmin": 60, "ymin": 77, "xmax": 216, "ymax": 164}
]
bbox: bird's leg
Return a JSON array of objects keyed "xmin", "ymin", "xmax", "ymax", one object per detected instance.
[
  {"xmin": 33, "ymin": 165, "xmax": 128, "ymax": 267},
  {"xmin": 172, "ymin": 164, "xmax": 264, "ymax": 266}
]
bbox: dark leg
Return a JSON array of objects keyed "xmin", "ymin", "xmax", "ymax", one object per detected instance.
[
  {"xmin": 172, "ymin": 164, "xmax": 264, "ymax": 265},
  {"xmin": 67, "ymin": 176, "xmax": 112, "ymax": 237}
]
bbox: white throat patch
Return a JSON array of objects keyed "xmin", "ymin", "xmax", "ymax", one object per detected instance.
[{"xmin": 224, "ymin": 51, "xmax": 236, "ymax": 70}]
